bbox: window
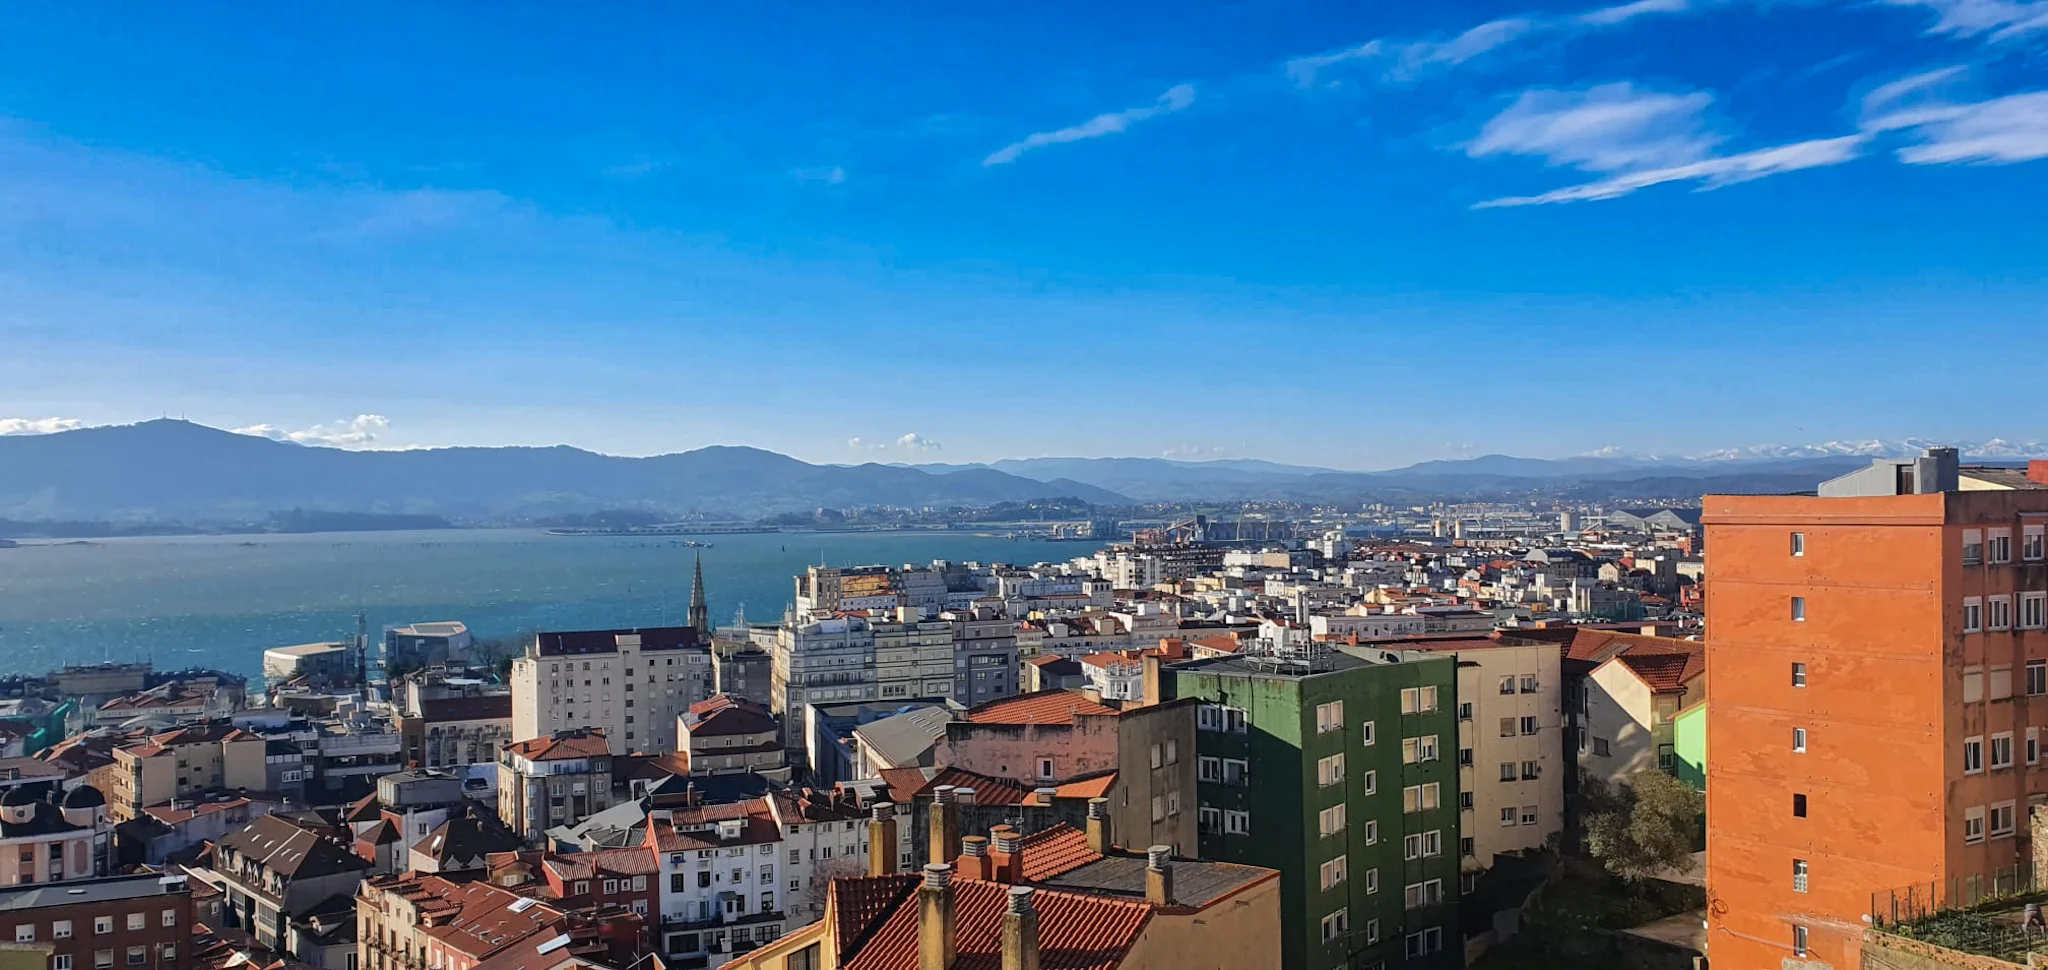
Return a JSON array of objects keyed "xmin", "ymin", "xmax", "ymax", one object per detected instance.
[
  {"xmin": 1459, "ymin": 791, "xmax": 1473, "ymax": 810},
  {"xmin": 1965, "ymin": 529, "xmax": 1984, "ymax": 565},
  {"xmin": 1400, "ymin": 686, "xmax": 1438, "ymax": 714},
  {"xmin": 1965, "ymin": 736, "xmax": 1984, "ymax": 774},
  {"xmin": 1992, "ymin": 529, "xmax": 2013, "ymax": 564},
  {"xmin": 1792, "ymin": 859, "xmax": 1809, "ymax": 893},
  {"xmin": 1401, "ymin": 735, "xmax": 1439, "ymax": 764},
  {"xmin": 1500, "ymin": 807, "xmax": 1517, "ymax": 827},
  {"xmin": 1319, "ymin": 908, "xmax": 1350, "ymax": 944},
  {"xmin": 575, "ymin": 880, "xmax": 590, "ymax": 895},
  {"xmin": 1458, "ymin": 702, "xmax": 1472, "ymax": 721},
  {"xmin": 1499, "ymin": 717, "xmax": 1516, "ymax": 738},
  {"xmin": 93, "ymin": 953, "xmax": 111, "ymax": 970},
  {"xmin": 1319, "ymin": 855, "xmax": 1348, "ymax": 890},
  {"xmin": 1965, "ymin": 805, "xmax": 1986, "ymax": 844},
  {"xmin": 1361, "ymin": 769, "xmax": 1377, "ymax": 795},
  {"xmin": 1197, "ymin": 756, "xmax": 1222, "ymax": 783},
  {"xmin": 1043, "ymin": 757, "xmax": 1059, "ymax": 779},
  {"xmin": 159, "ymin": 910, "xmax": 174, "ymax": 928},
  {"xmin": 1404, "ymin": 879, "xmax": 1444, "ymax": 909},
  {"xmin": 126, "ymin": 948, "xmax": 145, "ymax": 967},
  {"xmin": 1794, "ymin": 925, "xmax": 1809, "ymax": 958},
  {"xmin": 1791, "ymin": 597, "xmax": 1806, "ymax": 622},
  {"xmin": 1793, "ymin": 793, "xmax": 1807, "ymax": 817},
  {"xmin": 1593, "ymin": 737, "xmax": 1610, "ymax": 757},
  {"xmin": 1965, "ymin": 597, "xmax": 1984, "ymax": 633},
  {"xmin": 13, "ymin": 926, "xmax": 30, "ymax": 943},
  {"xmin": 1405, "ymin": 927, "xmax": 1444, "ymax": 958},
  {"xmin": 1993, "ymin": 665, "xmax": 2014, "ymax": 700},
  {"xmin": 2027, "ymin": 525, "xmax": 2045, "ymax": 562},
  {"xmin": 1362, "ymin": 819, "xmax": 1379, "ymax": 844},
  {"xmin": 1402, "ymin": 783, "xmax": 1440, "ymax": 813},
  {"xmin": 53, "ymin": 957, "xmax": 71, "ymax": 970},
  {"xmin": 157, "ymin": 947, "xmax": 173, "ymax": 963},
  {"xmin": 124, "ymin": 914, "xmax": 142, "ymax": 932},
  {"xmin": 1403, "ymin": 830, "xmax": 1442, "ymax": 859},
  {"xmin": 1993, "ymin": 732, "xmax": 2014, "ymax": 770},
  {"xmin": 1365, "ymin": 919, "xmax": 1381, "ymax": 945},
  {"xmin": 1151, "ymin": 796, "xmax": 1165, "ymax": 822},
  {"xmin": 1521, "ymin": 675, "xmax": 1539, "ymax": 694},
  {"xmin": 1521, "ymin": 760, "xmax": 1542, "ymax": 780},
  {"xmin": 1365, "ymin": 868, "xmax": 1379, "ymax": 894},
  {"xmin": 1499, "ymin": 762, "xmax": 1518, "ymax": 782},
  {"xmin": 54, "ymin": 921, "xmax": 70, "ymax": 940},
  {"xmin": 1150, "ymin": 745, "xmax": 1162, "ymax": 769},
  {"xmin": 1316, "ymin": 700, "xmax": 1344, "ymax": 734},
  {"xmin": 1521, "ymin": 715, "xmax": 1538, "ymax": 735},
  {"xmin": 1224, "ymin": 810, "xmax": 1250, "ymax": 835},
  {"xmin": 1498, "ymin": 676, "xmax": 1516, "ymax": 696},
  {"xmin": 1791, "ymin": 532, "xmax": 1805, "ymax": 556},
  {"xmin": 1521, "ymin": 805, "xmax": 1539, "ymax": 825},
  {"xmin": 1991, "ymin": 595, "xmax": 2013, "ymax": 631},
  {"xmin": 2032, "ymin": 728, "xmax": 2042, "ymax": 766},
  {"xmin": 1791, "ymin": 663, "xmax": 1807, "ymax": 688},
  {"xmin": 1992, "ymin": 801, "xmax": 2017, "ymax": 839},
  {"xmin": 1221, "ymin": 758, "xmax": 1249, "ymax": 786},
  {"xmin": 2025, "ymin": 593, "xmax": 2046, "ymax": 630},
  {"xmin": 1318, "ymin": 804, "xmax": 1347, "ymax": 837},
  {"xmin": 1198, "ymin": 806, "xmax": 1222, "ymax": 833},
  {"xmin": 2032, "ymin": 662, "xmax": 2046, "ymax": 697},
  {"xmin": 1196, "ymin": 704, "xmax": 1222, "ymax": 731},
  {"xmin": 93, "ymin": 918, "xmax": 111, "ymax": 936},
  {"xmin": 1360, "ymin": 720, "xmax": 1376, "ymax": 746},
  {"xmin": 1317, "ymin": 754, "xmax": 1346, "ymax": 788}
]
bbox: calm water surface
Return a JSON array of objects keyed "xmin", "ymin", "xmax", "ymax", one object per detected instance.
[{"xmin": 0, "ymin": 530, "xmax": 1104, "ymax": 678}]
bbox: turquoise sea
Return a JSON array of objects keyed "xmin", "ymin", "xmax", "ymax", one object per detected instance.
[{"xmin": 0, "ymin": 529, "xmax": 1105, "ymax": 679}]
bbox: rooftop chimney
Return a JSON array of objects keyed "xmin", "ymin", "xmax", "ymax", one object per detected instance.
[
  {"xmin": 930, "ymin": 786, "xmax": 962, "ymax": 865},
  {"xmin": 1032, "ymin": 787, "xmax": 1058, "ymax": 808},
  {"xmin": 919, "ymin": 864, "xmax": 956, "ymax": 970},
  {"xmin": 990, "ymin": 825, "xmax": 1024, "ymax": 883},
  {"xmin": 1145, "ymin": 845, "xmax": 1174, "ymax": 906},
  {"xmin": 2030, "ymin": 460, "xmax": 2048, "ymax": 488},
  {"xmin": 1002, "ymin": 886, "xmax": 1041, "ymax": 970},
  {"xmin": 869, "ymin": 802, "xmax": 898, "ymax": 876},
  {"xmin": 958, "ymin": 835, "xmax": 991, "ymax": 881},
  {"xmin": 1086, "ymin": 797, "xmax": 1112, "ymax": 855}
]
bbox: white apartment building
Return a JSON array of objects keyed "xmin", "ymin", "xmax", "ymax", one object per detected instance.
[
  {"xmin": 651, "ymin": 807, "xmax": 787, "ymax": 965},
  {"xmin": 510, "ymin": 626, "xmax": 713, "ymax": 756},
  {"xmin": 871, "ymin": 611, "xmax": 956, "ymax": 703},
  {"xmin": 1426, "ymin": 637, "xmax": 1563, "ymax": 884},
  {"xmin": 772, "ymin": 614, "xmax": 879, "ymax": 752},
  {"xmin": 1308, "ymin": 610, "xmax": 1428, "ymax": 641},
  {"xmin": 765, "ymin": 789, "xmax": 868, "ymax": 924}
]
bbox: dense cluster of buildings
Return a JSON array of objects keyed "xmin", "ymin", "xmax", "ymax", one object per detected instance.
[{"xmin": 21, "ymin": 457, "xmax": 2048, "ymax": 969}]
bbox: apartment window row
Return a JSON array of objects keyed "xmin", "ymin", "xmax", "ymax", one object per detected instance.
[
  {"xmin": 1498, "ymin": 806, "xmax": 1541, "ymax": 826},
  {"xmin": 1961, "ymin": 594, "xmax": 2048, "ymax": 633},
  {"xmin": 1498, "ymin": 760, "xmax": 1543, "ymax": 782},
  {"xmin": 1965, "ymin": 527, "xmax": 2043, "ymax": 566},
  {"xmin": 1962, "ymin": 801, "xmax": 2018, "ymax": 843},
  {"xmin": 1402, "ymin": 735, "xmax": 1440, "ymax": 765},
  {"xmin": 1498, "ymin": 716, "xmax": 1540, "ymax": 737},
  {"xmin": 1196, "ymin": 704, "xmax": 1249, "ymax": 734},
  {"xmin": 1399, "ymin": 686, "xmax": 1439, "ymax": 715},
  {"xmin": 1496, "ymin": 675, "xmax": 1541, "ymax": 695},
  {"xmin": 1402, "ymin": 783, "xmax": 1440, "ymax": 813}
]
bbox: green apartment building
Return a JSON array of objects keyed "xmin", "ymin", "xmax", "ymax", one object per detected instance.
[{"xmin": 1165, "ymin": 646, "xmax": 1461, "ymax": 970}]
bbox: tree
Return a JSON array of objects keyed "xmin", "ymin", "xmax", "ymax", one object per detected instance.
[{"xmin": 1582, "ymin": 771, "xmax": 1703, "ymax": 883}]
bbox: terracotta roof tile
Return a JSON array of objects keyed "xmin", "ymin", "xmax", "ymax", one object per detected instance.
[
  {"xmin": 964, "ymin": 690, "xmax": 1117, "ymax": 727},
  {"xmin": 1017, "ymin": 824, "xmax": 1101, "ymax": 882},
  {"xmin": 831, "ymin": 874, "xmax": 920, "ymax": 960},
  {"xmin": 1051, "ymin": 774, "xmax": 1115, "ymax": 801},
  {"xmin": 506, "ymin": 729, "xmax": 610, "ymax": 761},
  {"xmin": 1611, "ymin": 651, "xmax": 1703, "ymax": 693},
  {"xmin": 842, "ymin": 879, "xmax": 1151, "ymax": 970}
]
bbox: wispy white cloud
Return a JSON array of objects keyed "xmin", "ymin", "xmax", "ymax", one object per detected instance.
[
  {"xmin": 1863, "ymin": 65, "xmax": 1969, "ymax": 112},
  {"xmin": 0, "ymin": 417, "xmax": 83, "ymax": 435},
  {"xmin": 1577, "ymin": 0, "xmax": 1690, "ymax": 27},
  {"xmin": 791, "ymin": 165, "xmax": 848, "ymax": 185},
  {"xmin": 982, "ymin": 84, "xmax": 1196, "ymax": 166},
  {"xmin": 233, "ymin": 414, "xmax": 390, "ymax": 448},
  {"xmin": 1467, "ymin": 83, "xmax": 1723, "ymax": 173},
  {"xmin": 1878, "ymin": 0, "xmax": 2048, "ymax": 39},
  {"xmin": 1475, "ymin": 134, "xmax": 1869, "ymax": 206},
  {"xmin": 1286, "ymin": 0, "xmax": 1692, "ymax": 87},
  {"xmin": 1887, "ymin": 91, "xmax": 2048, "ymax": 163}
]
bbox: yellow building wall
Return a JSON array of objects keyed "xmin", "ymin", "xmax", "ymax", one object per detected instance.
[{"xmin": 1119, "ymin": 875, "xmax": 1283, "ymax": 970}]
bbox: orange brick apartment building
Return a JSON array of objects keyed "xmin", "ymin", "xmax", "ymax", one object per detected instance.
[{"xmin": 1703, "ymin": 449, "xmax": 2048, "ymax": 969}]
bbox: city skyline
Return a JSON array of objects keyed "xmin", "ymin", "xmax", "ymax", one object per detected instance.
[{"xmin": 3, "ymin": 1, "xmax": 2045, "ymax": 467}]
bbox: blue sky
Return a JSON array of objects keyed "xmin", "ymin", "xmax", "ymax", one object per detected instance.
[{"xmin": 2, "ymin": 0, "xmax": 2045, "ymax": 469}]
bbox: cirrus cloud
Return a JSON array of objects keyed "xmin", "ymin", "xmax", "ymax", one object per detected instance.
[{"xmin": 983, "ymin": 84, "xmax": 1196, "ymax": 166}]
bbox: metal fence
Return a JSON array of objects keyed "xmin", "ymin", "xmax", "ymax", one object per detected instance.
[{"xmin": 1869, "ymin": 865, "xmax": 2048, "ymax": 965}]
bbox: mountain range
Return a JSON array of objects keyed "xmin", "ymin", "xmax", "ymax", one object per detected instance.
[{"xmin": 0, "ymin": 421, "xmax": 2031, "ymax": 522}]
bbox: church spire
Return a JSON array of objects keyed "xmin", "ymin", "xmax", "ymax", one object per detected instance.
[{"xmin": 688, "ymin": 551, "xmax": 711, "ymax": 637}]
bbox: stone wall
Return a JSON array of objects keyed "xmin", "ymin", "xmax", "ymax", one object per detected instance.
[{"xmin": 1859, "ymin": 931, "xmax": 2030, "ymax": 970}]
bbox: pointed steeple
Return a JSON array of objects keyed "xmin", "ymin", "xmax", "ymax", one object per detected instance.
[{"xmin": 688, "ymin": 551, "xmax": 711, "ymax": 637}]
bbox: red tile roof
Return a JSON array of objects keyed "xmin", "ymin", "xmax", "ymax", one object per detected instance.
[
  {"xmin": 914, "ymin": 767, "xmax": 1033, "ymax": 806},
  {"xmin": 841, "ymin": 878, "xmax": 1152, "ymax": 970},
  {"xmin": 506, "ymin": 729, "xmax": 610, "ymax": 761},
  {"xmin": 830, "ymin": 874, "xmax": 920, "ymax": 960},
  {"xmin": 1052, "ymin": 773, "xmax": 1116, "ymax": 801},
  {"xmin": 1016, "ymin": 824, "xmax": 1101, "ymax": 882},
  {"xmin": 963, "ymin": 690, "xmax": 1116, "ymax": 726},
  {"xmin": 1611, "ymin": 651, "xmax": 1703, "ymax": 694}
]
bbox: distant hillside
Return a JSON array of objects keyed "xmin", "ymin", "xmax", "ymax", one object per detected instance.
[{"xmin": 0, "ymin": 421, "xmax": 1132, "ymax": 521}]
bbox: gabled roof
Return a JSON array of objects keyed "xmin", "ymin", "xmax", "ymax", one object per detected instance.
[
  {"xmin": 686, "ymin": 698, "xmax": 778, "ymax": 738},
  {"xmin": 217, "ymin": 814, "xmax": 369, "ymax": 883},
  {"xmin": 913, "ymin": 767, "xmax": 1034, "ymax": 806},
  {"xmin": 840, "ymin": 878, "xmax": 1152, "ymax": 970},
  {"xmin": 507, "ymin": 730, "xmax": 609, "ymax": 761},
  {"xmin": 419, "ymin": 810, "xmax": 524, "ymax": 865},
  {"xmin": 1016, "ymin": 824, "xmax": 1100, "ymax": 882},
  {"xmin": 1609, "ymin": 651, "xmax": 1704, "ymax": 694},
  {"xmin": 962, "ymin": 690, "xmax": 1117, "ymax": 727}
]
